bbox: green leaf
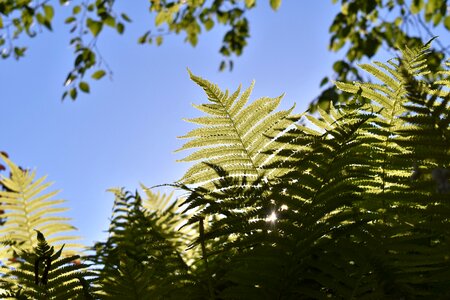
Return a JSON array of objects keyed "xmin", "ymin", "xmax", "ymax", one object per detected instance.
[
  {"xmin": 121, "ymin": 13, "xmax": 132, "ymax": 22},
  {"xmin": 341, "ymin": 3, "xmax": 349, "ymax": 15},
  {"xmin": 156, "ymin": 36, "xmax": 163, "ymax": 46},
  {"xmin": 155, "ymin": 12, "xmax": 165, "ymax": 26},
  {"xmin": 270, "ymin": 0, "xmax": 282, "ymax": 10},
  {"xmin": 86, "ymin": 18, "xmax": 103, "ymax": 37},
  {"xmin": 204, "ymin": 19, "xmax": 214, "ymax": 31},
  {"xmin": 444, "ymin": 16, "xmax": 450, "ymax": 30},
  {"xmin": 73, "ymin": 5, "xmax": 81, "ymax": 15},
  {"xmin": 219, "ymin": 60, "xmax": 226, "ymax": 71},
  {"xmin": 13, "ymin": 47, "xmax": 26, "ymax": 58},
  {"xmin": 217, "ymin": 12, "xmax": 228, "ymax": 24},
  {"xmin": 104, "ymin": 16, "xmax": 116, "ymax": 27},
  {"xmin": 188, "ymin": 34, "xmax": 198, "ymax": 47},
  {"xmin": 245, "ymin": 0, "xmax": 256, "ymax": 8},
  {"xmin": 320, "ymin": 77, "xmax": 329, "ymax": 87},
  {"xmin": 79, "ymin": 81, "xmax": 90, "ymax": 93},
  {"xmin": 116, "ymin": 22, "xmax": 124, "ymax": 34},
  {"xmin": 43, "ymin": 5, "xmax": 54, "ymax": 20},
  {"xmin": 36, "ymin": 13, "xmax": 45, "ymax": 25},
  {"xmin": 65, "ymin": 16, "xmax": 76, "ymax": 24},
  {"xmin": 70, "ymin": 88, "xmax": 77, "ymax": 100},
  {"xmin": 433, "ymin": 13, "xmax": 443, "ymax": 26},
  {"xmin": 91, "ymin": 70, "xmax": 106, "ymax": 80},
  {"xmin": 138, "ymin": 31, "xmax": 150, "ymax": 44},
  {"xmin": 410, "ymin": 0, "xmax": 423, "ymax": 14},
  {"xmin": 155, "ymin": 11, "xmax": 172, "ymax": 26}
]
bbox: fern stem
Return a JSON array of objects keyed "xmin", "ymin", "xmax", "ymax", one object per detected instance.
[
  {"xmin": 379, "ymin": 84, "xmax": 403, "ymax": 222},
  {"xmin": 18, "ymin": 173, "xmax": 35, "ymax": 247},
  {"xmin": 199, "ymin": 218, "xmax": 215, "ymax": 300},
  {"xmin": 218, "ymin": 99, "xmax": 261, "ymax": 177},
  {"xmin": 201, "ymin": 80, "xmax": 261, "ymax": 177}
]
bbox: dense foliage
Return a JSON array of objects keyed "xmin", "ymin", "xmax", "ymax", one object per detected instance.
[
  {"xmin": 316, "ymin": 0, "xmax": 450, "ymax": 110},
  {"xmin": 1, "ymin": 41, "xmax": 449, "ymax": 298}
]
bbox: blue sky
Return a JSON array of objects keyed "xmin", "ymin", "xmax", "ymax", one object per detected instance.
[{"xmin": 1, "ymin": 1, "xmax": 343, "ymax": 244}]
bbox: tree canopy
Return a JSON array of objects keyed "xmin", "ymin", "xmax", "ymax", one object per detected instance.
[
  {"xmin": 2, "ymin": 0, "xmax": 450, "ymax": 104},
  {"xmin": 317, "ymin": 0, "xmax": 450, "ymax": 110}
]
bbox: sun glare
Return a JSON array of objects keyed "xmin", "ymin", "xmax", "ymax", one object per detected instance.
[{"xmin": 266, "ymin": 211, "xmax": 277, "ymax": 222}]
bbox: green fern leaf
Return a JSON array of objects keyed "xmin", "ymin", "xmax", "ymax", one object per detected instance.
[
  {"xmin": 0, "ymin": 154, "xmax": 81, "ymax": 263},
  {"xmin": 93, "ymin": 189, "xmax": 197, "ymax": 299},
  {"xmin": 177, "ymin": 71, "xmax": 299, "ymax": 188}
]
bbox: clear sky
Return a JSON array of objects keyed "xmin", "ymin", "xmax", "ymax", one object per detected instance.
[{"xmin": 1, "ymin": 1, "xmax": 343, "ymax": 245}]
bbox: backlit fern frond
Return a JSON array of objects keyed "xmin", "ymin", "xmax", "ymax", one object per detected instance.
[
  {"xmin": 140, "ymin": 185, "xmax": 199, "ymax": 265},
  {"xmin": 0, "ymin": 231, "xmax": 94, "ymax": 299},
  {"xmin": 329, "ymin": 39, "xmax": 450, "ymax": 297},
  {"xmin": 255, "ymin": 105, "xmax": 383, "ymax": 298},
  {"xmin": 177, "ymin": 71, "xmax": 299, "ymax": 189},
  {"xmin": 334, "ymin": 40, "xmax": 438, "ymax": 199},
  {"xmin": 0, "ymin": 154, "xmax": 80, "ymax": 263},
  {"xmin": 175, "ymin": 100, "xmax": 374, "ymax": 296},
  {"xmin": 176, "ymin": 167, "xmax": 280, "ymax": 298},
  {"xmin": 179, "ymin": 40, "xmax": 450, "ymax": 298}
]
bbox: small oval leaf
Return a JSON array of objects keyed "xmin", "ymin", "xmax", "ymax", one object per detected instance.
[
  {"xmin": 270, "ymin": 0, "xmax": 281, "ymax": 10},
  {"xmin": 79, "ymin": 81, "xmax": 90, "ymax": 93},
  {"xmin": 91, "ymin": 70, "xmax": 106, "ymax": 80}
]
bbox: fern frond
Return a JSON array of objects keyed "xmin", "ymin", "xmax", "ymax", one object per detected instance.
[
  {"xmin": 178, "ymin": 54, "xmax": 448, "ymax": 297},
  {"xmin": 92, "ymin": 189, "xmax": 198, "ymax": 299},
  {"xmin": 329, "ymin": 39, "xmax": 450, "ymax": 297},
  {"xmin": 0, "ymin": 154, "xmax": 81, "ymax": 263},
  {"xmin": 177, "ymin": 71, "xmax": 299, "ymax": 188}
]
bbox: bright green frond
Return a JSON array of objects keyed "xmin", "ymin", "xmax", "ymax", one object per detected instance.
[
  {"xmin": 0, "ymin": 154, "xmax": 80, "ymax": 261},
  {"xmin": 177, "ymin": 72, "xmax": 298, "ymax": 189}
]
